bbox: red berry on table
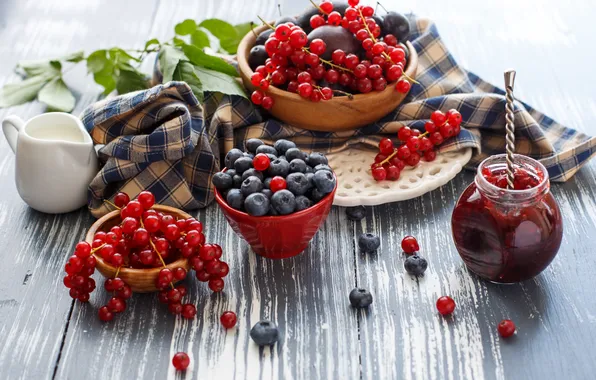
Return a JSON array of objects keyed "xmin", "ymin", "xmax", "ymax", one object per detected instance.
[
  {"xmin": 310, "ymin": 14, "xmax": 326, "ymax": 29},
  {"xmin": 213, "ymin": 244, "xmax": 223, "ymax": 259},
  {"xmin": 220, "ymin": 311, "xmax": 238, "ymax": 328},
  {"xmin": 199, "ymin": 244, "xmax": 217, "ymax": 261},
  {"xmin": 431, "ymin": 110, "xmax": 447, "ymax": 126},
  {"xmin": 447, "ymin": 109, "xmax": 462, "ymax": 126},
  {"xmin": 309, "ymin": 38, "xmax": 327, "ymax": 56},
  {"xmin": 172, "ymin": 352, "xmax": 190, "ymax": 371},
  {"xmin": 424, "ymin": 149, "xmax": 437, "ymax": 162},
  {"xmin": 114, "ymin": 192, "xmax": 130, "ymax": 208},
  {"xmin": 116, "ymin": 285, "xmax": 132, "ymax": 300},
  {"xmin": 436, "ymin": 296, "xmax": 456, "ymax": 316},
  {"xmin": 270, "ymin": 176, "xmax": 287, "ymax": 192},
  {"xmin": 327, "ymin": 11, "xmax": 342, "ymax": 26},
  {"xmin": 397, "ymin": 126, "xmax": 412, "ymax": 141},
  {"xmin": 168, "ymin": 288, "xmax": 182, "ymax": 303},
  {"xmin": 406, "ymin": 136, "xmax": 421, "ymax": 151},
  {"xmin": 205, "ymin": 260, "xmax": 222, "ymax": 275},
  {"xmin": 217, "ymin": 262, "xmax": 230, "ymax": 277},
  {"xmin": 378, "ymin": 138, "xmax": 394, "ymax": 155},
  {"xmin": 406, "ymin": 152, "xmax": 421, "ymax": 166},
  {"xmin": 176, "ymin": 285, "xmax": 187, "ymax": 297},
  {"xmin": 371, "ymin": 166, "xmax": 387, "ymax": 181},
  {"xmin": 98, "ymin": 306, "xmax": 114, "ymax": 322},
  {"xmin": 181, "ymin": 304, "xmax": 197, "ymax": 319},
  {"xmin": 332, "ymin": 49, "xmax": 346, "ymax": 65},
  {"xmin": 137, "ymin": 191, "xmax": 155, "ymax": 209},
  {"xmin": 395, "ymin": 79, "xmax": 411, "ymax": 93},
  {"xmin": 386, "ymin": 165, "xmax": 401, "ymax": 181},
  {"xmin": 497, "ymin": 319, "xmax": 516, "ymax": 338},
  {"xmin": 209, "ymin": 278, "xmax": 225, "ymax": 292},
  {"xmin": 253, "ymin": 153, "xmax": 271, "ymax": 171},
  {"xmin": 107, "ymin": 297, "xmax": 126, "ymax": 313},
  {"xmin": 289, "ymin": 30, "xmax": 307, "ymax": 49},
  {"xmin": 401, "ymin": 235, "xmax": 420, "ymax": 254}
]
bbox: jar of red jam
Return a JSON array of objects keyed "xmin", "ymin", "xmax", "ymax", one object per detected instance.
[{"xmin": 451, "ymin": 154, "xmax": 563, "ymax": 283}]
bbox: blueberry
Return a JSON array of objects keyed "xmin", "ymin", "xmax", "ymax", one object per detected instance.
[
  {"xmin": 314, "ymin": 164, "xmax": 333, "ymax": 173},
  {"xmin": 274, "ymin": 139, "xmax": 297, "ymax": 155},
  {"xmin": 268, "ymin": 205, "xmax": 279, "ymax": 215},
  {"xmin": 226, "ymin": 189, "xmax": 244, "ymax": 210},
  {"xmin": 307, "ymin": 152, "xmax": 328, "ymax": 167},
  {"xmin": 250, "ymin": 321, "xmax": 279, "ymax": 346},
  {"xmin": 271, "ymin": 189, "xmax": 296, "ymax": 215},
  {"xmin": 261, "ymin": 189, "xmax": 273, "ymax": 199},
  {"xmin": 244, "ymin": 192, "xmax": 270, "ymax": 216},
  {"xmin": 232, "ymin": 175, "xmax": 243, "ymax": 188},
  {"xmin": 212, "ymin": 172, "xmax": 233, "ymax": 190},
  {"xmin": 358, "ymin": 233, "xmax": 380, "ymax": 253},
  {"xmin": 305, "ymin": 165, "xmax": 314, "ymax": 173},
  {"xmin": 226, "ymin": 169, "xmax": 237, "ymax": 178},
  {"xmin": 295, "ymin": 195, "xmax": 312, "ymax": 211},
  {"xmin": 224, "ymin": 148, "xmax": 244, "ymax": 169},
  {"xmin": 285, "ymin": 147, "xmax": 307, "ymax": 162},
  {"xmin": 234, "ymin": 157, "xmax": 253, "ymax": 174},
  {"xmin": 266, "ymin": 153, "xmax": 277, "ymax": 162},
  {"xmin": 306, "ymin": 172, "xmax": 315, "ymax": 188},
  {"xmin": 310, "ymin": 187, "xmax": 326, "ymax": 203},
  {"xmin": 243, "ymin": 152, "xmax": 255, "ymax": 159},
  {"xmin": 241, "ymin": 176, "xmax": 263, "ymax": 196},
  {"xmin": 349, "ymin": 288, "xmax": 373, "ymax": 308},
  {"xmin": 313, "ymin": 170, "xmax": 336, "ymax": 194},
  {"xmin": 263, "ymin": 177, "xmax": 272, "ymax": 189},
  {"xmin": 404, "ymin": 255, "xmax": 428, "ymax": 276},
  {"xmin": 256, "ymin": 145, "xmax": 278, "ymax": 156},
  {"xmin": 286, "ymin": 172, "xmax": 310, "ymax": 196},
  {"xmin": 346, "ymin": 206, "xmax": 366, "ymax": 221},
  {"xmin": 245, "ymin": 138, "xmax": 264, "ymax": 153},
  {"xmin": 268, "ymin": 159, "xmax": 290, "ymax": 177},
  {"xmin": 278, "ymin": 155, "xmax": 287, "ymax": 161},
  {"xmin": 242, "ymin": 168, "xmax": 264, "ymax": 182},
  {"xmin": 289, "ymin": 159, "xmax": 307, "ymax": 173}
]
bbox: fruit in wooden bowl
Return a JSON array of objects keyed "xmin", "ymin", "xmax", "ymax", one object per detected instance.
[{"xmin": 236, "ymin": 1, "xmax": 418, "ymax": 132}]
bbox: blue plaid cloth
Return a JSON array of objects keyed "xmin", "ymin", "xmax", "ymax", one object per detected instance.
[{"xmin": 83, "ymin": 15, "xmax": 596, "ymax": 216}]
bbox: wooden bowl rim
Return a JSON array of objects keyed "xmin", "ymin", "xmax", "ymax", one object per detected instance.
[
  {"xmin": 86, "ymin": 205, "xmax": 192, "ymax": 276},
  {"xmin": 237, "ymin": 24, "xmax": 419, "ymax": 104}
]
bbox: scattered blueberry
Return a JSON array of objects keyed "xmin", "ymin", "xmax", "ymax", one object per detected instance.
[
  {"xmin": 226, "ymin": 189, "xmax": 244, "ymax": 210},
  {"xmin": 232, "ymin": 174, "xmax": 242, "ymax": 188},
  {"xmin": 242, "ymin": 168, "xmax": 264, "ymax": 182},
  {"xmin": 212, "ymin": 172, "xmax": 233, "ymax": 190},
  {"xmin": 349, "ymin": 288, "xmax": 373, "ymax": 308},
  {"xmin": 224, "ymin": 148, "xmax": 244, "ymax": 169},
  {"xmin": 314, "ymin": 164, "xmax": 333, "ymax": 173},
  {"xmin": 261, "ymin": 189, "xmax": 273, "ymax": 199},
  {"xmin": 286, "ymin": 172, "xmax": 310, "ymax": 195},
  {"xmin": 271, "ymin": 189, "xmax": 296, "ymax": 215},
  {"xmin": 289, "ymin": 159, "xmax": 307, "ymax": 173},
  {"xmin": 266, "ymin": 153, "xmax": 277, "ymax": 162},
  {"xmin": 268, "ymin": 159, "xmax": 290, "ymax": 177},
  {"xmin": 285, "ymin": 147, "xmax": 307, "ymax": 162},
  {"xmin": 245, "ymin": 138, "xmax": 264, "ymax": 153},
  {"xmin": 250, "ymin": 321, "xmax": 279, "ymax": 346},
  {"xmin": 307, "ymin": 152, "xmax": 328, "ymax": 167},
  {"xmin": 234, "ymin": 157, "xmax": 253, "ymax": 174},
  {"xmin": 241, "ymin": 176, "xmax": 263, "ymax": 196},
  {"xmin": 274, "ymin": 139, "xmax": 296, "ymax": 155},
  {"xmin": 346, "ymin": 206, "xmax": 366, "ymax": 221},
  {"xmin": 358, "ymin": 233, "xmax": 380, "ymax": 253},
  {"xmin": 295, "ymin": 195, "xmax": 312, "ymax": 211},
  {"xmin": 244, "ymin": 193, "xmax": 270, "ymax": 216},
  {"xmin": 256, "ymin": 144, "xmax": 278, "ymax": 156},
  {"xmin": 404, "ymin": 255, "xmax": 428, "ymax": 276},
  {"xmin": 313, "ymin": 170, "xmax": 336, "ymax": 194}
]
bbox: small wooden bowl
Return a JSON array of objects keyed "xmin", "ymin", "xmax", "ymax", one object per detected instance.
[
  {"xmin": 86, "ymin": 205, "xmax": 192, "ymax": 293},
  {"xmin": 237, "ymin": 24, "xmax": 418, "ymax": 132}
]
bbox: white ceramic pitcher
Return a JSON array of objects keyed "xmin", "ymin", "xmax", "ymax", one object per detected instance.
[{"xmin": 2, "ymin": 113, "xmax": 98, "ymax": 214}]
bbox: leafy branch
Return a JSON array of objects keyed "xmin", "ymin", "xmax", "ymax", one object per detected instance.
[{"xmin": 0, "ymin": 18, "xmax": 252, "ymax": 112}]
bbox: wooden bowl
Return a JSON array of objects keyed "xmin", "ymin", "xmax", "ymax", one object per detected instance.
[
  {"xmin": 237, "ymin": 24, "xmax": 418, "ymax": 132},
  {"xmin": 86, "ymin": 205, "xmax": 192, "ymax": 293}
]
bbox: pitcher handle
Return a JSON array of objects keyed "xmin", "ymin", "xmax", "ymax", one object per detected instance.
[{"xmin": 2, "ymin": 115, "xmax": 25, "ymax": 154}]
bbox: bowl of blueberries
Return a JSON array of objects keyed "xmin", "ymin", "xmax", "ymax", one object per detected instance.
[{"xmin": 212, "ymin": 138, "xmax": 337, "ymax": 259}]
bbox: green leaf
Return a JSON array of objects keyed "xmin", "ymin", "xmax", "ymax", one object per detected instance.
[
  {"xmin": 229, "ymin": 22, "xmax": 253, "ymax": 52},
  {"xmin": 172, "ymin": 61, "xmax": 204, "ymax": 103},
  {"xmin": 93, "ymin": 62, "xmax": 116, "ymax": 95},
  {"xmin": 62, "ymin": 51, "xmax": 85, "ymax": 63},
  {"xmin": 158, "ymin": 46, "xmax": 187, "ymax": 82},
  {"xmin": 37, "ymin": 77, "xmax": 75, "ymax": 112},
  {"xmin": 109, "ymin": 48, "xmax": 140, "ymax": 63},
  {"xmin": 87, "ymin": 50, "xmax": 108, "ymax": 73},
  {"xmin": 144, "ymin": 38, "xmax": 160, "ymax": 51},
  {"xmin": 194, "ymin": 66, "xmax": 246, "ymax": 98},
  {"xmin": 173, "ymin": 37, "xmax": 185, "ymax": 47},
  {"xmin": 115, "ymin": 69, "xmax": 149, "ymax": 94},
  {"xmin": 199, "ymin": 19, "xmax": 247, "ymax": 54},
  {"xmin": 0, "ymin": 75, "xmax": 53, "ymax": 107},
  {"xmin": 175, "ymin": 19, "xmax": 198, "ymax": 36},
  {"xmin": 181, "ymin": 44, "xmax": 238, "ymax": 77},
  {"xmin": 190, "ymin": 29, "xmax": 210, "ymax": 49},
  {"xmin": 17, "ymin": 60, "xmax": 62, "ymax": 77}
]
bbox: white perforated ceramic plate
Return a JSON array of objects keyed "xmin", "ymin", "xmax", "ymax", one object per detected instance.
[{"xmin": 327, "ymin": 147, "xmax": 472, "ymax": 206}]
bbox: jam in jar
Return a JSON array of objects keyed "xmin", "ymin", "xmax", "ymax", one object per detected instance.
[{"xmin": 451, "ymin": 154, "xmax": 563, "ymax": 283}]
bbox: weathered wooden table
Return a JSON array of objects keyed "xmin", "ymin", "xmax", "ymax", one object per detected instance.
[{"xmin": 1, "ymin": 0, "xmax": 595, "ymax": 379}]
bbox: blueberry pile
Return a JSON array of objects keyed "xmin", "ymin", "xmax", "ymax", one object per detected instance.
[{"xmin": 212, "ymin": 139, "xmax": 337, "ymax": 216}]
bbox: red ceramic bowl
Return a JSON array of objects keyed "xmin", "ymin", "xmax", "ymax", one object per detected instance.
[{"xmin": 214, "ymin": 177, "xmax": 337, "ymax": 259}]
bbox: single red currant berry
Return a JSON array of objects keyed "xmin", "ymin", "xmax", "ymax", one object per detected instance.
[
  {"xmin": 287, "ymin": 81, "xmax": 299, "ymax": 93},
  {"xmin": 439, "ymin": 124, "xmax": 455, "ymax": 139},
  {"xmin": 406, "ymin": 152, "xmax": 421, "ymax": 166},
  {"xmin": 98, "ymin": 306, "xmax": 114, "ymax": 322},
  {"xmin": 384, "ymin": 34, "xmax": 397, "ymax": 46},
  {"xmin": 176, "ymin": 285, "xmax": 187, "ymax": 297},
  {"xmin": 424, "ymin": 121, "xmax": 437, "ymax": 134},
  {"xmin": 105, "ymin": 231, "xmax": 119, "ymax": 245},
  {"xmin": 271, "ymin": 70, "xmax": 286, "ymax": 86},
  {"xmin": 371, "ymin": 166, "xmax": 387, "ymax": 181},
  {"xmin": 395, "ymin": 79, "xmax": 411, "ymax": 93},
  {"xmin": 374, "ymin": 153, "xmax": 387, "ymax": 163},
  {"xmin": 137, "ymin": 191, "xmax": 155, "ymax": 209},
  {"xmin": 206, "ymin": 260, "xmax": 222, "ymax": 275},
  {"xmin": 172, "ymin": 352, "xmax": 190, "ymax": 371},
  {"xmin": 169, "ymin": 302, "xmax": 182, "ymax": 315},
  {"xmin": 297, "ymin": 71, "xmax": 312, "ymax": 84},
  {"xmin": 355, "ymin": 29, "xmax": 369, "ymax": 41},
  {"xmin": 431, "ymin": 110, "xmax": 447, "ymax": 126},
  {"xmin": 389, "ymin": 48, "xmax": 405, "ymax": 63},
  {"xmin": 345, "ymin": 6, "xmax": 358, "ymax": 20},
  {"xmin": 269, "ymin": 176, "xmax": 287, "ymax": 192},
  {"xmin": 386, "ymin": 165, "xmax": 401, "ymax": 181},
  {"xmin": 190, "ymin": 256, "xmax": 204, "ymax": 272},
  {"xmin": 390, "ymin": 157, "xmax": 405, "ymax": 170},
  {"xmin": 261, "ymin": 96, "xmax": 274, "ymax": 110},
  {"xmin": 419, "ymin": 137, "xmax": 433, "ymax": 152},
  {"xmin": 168, "ymin": 288, "xmax": 182, "ymax": 303},
  {"xmin": 498, "ymin": 319, "xmax": 516, "ymax": 338},
  {"xmin": 367, "ymin": 64, "xmax": 383, "ymax": 80},
  {"xmin": 132, "ymin": 228, "xmax": 149, "ymax": 247},
  {"xmin": 397, "ymin": 126, "xmax": 412, "ymax": 141},
  {"xmin": 386, "ymin": 64, "xmax": 403, "ymax": 81},
  {"xmin": 121, "ymin": 217, "xmax": 138, "ymax": 235},
  {"xmin": 220, "ymin": 311, "xmax": 237, "ymax": 328},
  {"xmin": 357, "ymin": 78, "xmax": 372, "ymax": 93},
  {"xmin": 116, "ymin": 284, "xmax": 132, "ymax": 300},
  {"xmin": 331, "ymin": 49, "xmax": 346, "ymax": 65},
  {"xmin": 321, "ymin": 87, "xmax": 333, "ymax": 100},
  {"xmin": 217, "ymin": 261, "xmax": 230, "ymax": 277},
  {"xmin": 209, "ymin": 278, "xmax": 225, "ymax": 292},
  {"xmin": 110, "ymin": 225, "xmax": 123, "ymax": 238},
  {"xmin": 289, "ymin": 30, "xmax": 307, "ymax": 48},
  {"xmin": 181, "ymin": 304, "xmax": 197, "ymax": 319},
  {"xmin": 353, "ymin": 64, "xmax": 367, "ymax": 79},
  {"xmin": 274, "ymin": 24, "xmax": 291, "ymax": 41},
  {"xmin": 304, "ymin": 53, "xmax": 320, "ymax": 66},
  {"xmin": 258, "ymin": 79, "xmax": 270, "ymax": 91},
  {"xmin": 164, "ymin": 224, "xmax": 181, "ymax": 241},
  {"xmin": 372, "ymin": 42, "xmax": 385, "ymax": 55},
  {"xmin": 401, "ymin": 236, "xmax": 419, "ymax": 254},
  {"xmin": 447, "ymin": 109, "xmax": 462, "ymax": 126},
  {"xmin": 406, "ymin": 136, "xmax": 421, "ymax": 151},
  {"xmin": 196, "ymin": 270, "xmax": 211, "ymax": 282},
  {"xmin": 298, "ymin": 82, "xmax": 313, "ymax": 98},
  {"xmin": 372, "ymin": 77, "xmax": 387, "ymax": 91},
  {"xmin": 199, "ymin": 244, "xmax": 217, "ymax": 261},
  {"xmin": 111, "ymin": 253, "xmax": 124, "ymax": 267},
  {"xmin": 344, "ymin": 53, "xmax": 360, "ymax": 69},
  {"xmin": 253, "ymin": 153, "xmax": 271, "ymax": 171},
  {"xmin": 173, "ymin": 267, "xmax": 187, "ymax": 281},
  {"xmin": 143, "ymin": 215, "xmax": 160, "ymax": 233},
  {"xmin": 361, "ymin": 5, "xmax": 374, "ymax": 16},
  {"xmin": 310, "ymin": 14, "xmax": 326, "ymax": 29},
  {"xmin": 397, "ymin": 145, "xmax": 411, "ymax": 160},
  {"xmin": 125, "ymin": 200, "xmax": 143, "ymax": 218},
  {"xmin": 319, "ymin": 0, "xmax": 334, "ymax": 13},
  {"xmin": 310, "ymin": 64, "xmax": 325, "ymax": 80},
  {"xmin": 107, "ymin": 297, "xmax": 126, "ymax": 313},
  {"xmin": 264, "ymin": 37, "xmax": 280, "ymax": 55},
  {"xmin": 255, "ymin": 65, "xmax": 267, "ymax": 76},
  {"xmin": 327, "ymin": 11, "xmax": 342, "ymax": 26},
  {"xmin": 430, "ymin": 131, "xmax": 444, "ymax": 146},
  {"xmin": 99, "ymin": 244, "xmax": 114, "ymax": 261},
  {"xmin": 114, "ymin": 192, "xmax": 130, "ymax": 208},
  {"xmin": 378, "ymin": 138, "xmax": 394, "ymax": 156},
  {"xmin": 157, "ymin": 290, "xmax": 169, "ymax": 303},
  {"xmin": 74, "ymin": 241, "xmax": 92, "ymax": 258},
  {"xmin": 325, "ymin": 69, "xmax": 339, "ymax": 83},
  {"xmin": 436, "ymin": 296, "xmax": 456, "ymax": 316},
  {"xmin": 94, "ymin": 231, "xmax": 107, "ymax": 242},
  {"xmin": 424, "ymin": 149, "xmax": 437, "ymax": 162},
  {"xmin": 362, "ymin": 38, "xmax": 374, "ymax": 51},
  {"xmin": 63, "ymin": 275, "xmax": 73, "ymax": 288},
  {"xmin": 348, "ymin": 0, "xmax": 359, "ymax": 7}
]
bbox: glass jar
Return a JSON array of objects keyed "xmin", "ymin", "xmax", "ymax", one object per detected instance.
[{"xmin": 451, "ymin": 154, "xmax": 563, "ymax": 283}]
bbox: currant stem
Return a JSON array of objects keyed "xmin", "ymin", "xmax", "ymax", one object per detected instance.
[
  {"xmin": 104, "ymin": 199, "xmax": 120, "ymax": 210},
  {"xmin": 309, "ymin": 0, "xmax": 329, "ymax": 15},
  {"xmin": 250, "ymin": 21, "xmax": 258, "ymax": 38},
  {"xmin": 376, "ymin": 149, "xmax": 399, "ymax": 166},
  {"xmin": 149, "ymin": 238, "xmax": 175, "ymax": 289},
  {"xmin": 114, "ymin": 266, "xmax": 121, "ymax": 278},
  {"xmin": 257, "ymin": 15, "xmax": 275, "ymax": 31},
  {"xmin": 376, "ymin": 1, "xmax": 389, "ymax": 14}
]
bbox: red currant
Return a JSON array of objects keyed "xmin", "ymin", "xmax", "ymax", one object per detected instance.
[
  {"xmin": 378, "ymin": 138, "xmax": 394, "ymax": 155},
  {"xmin": 320, "ymin": 87, "xmax": 333, "ymax": 100},
  {"xmin": 386, "ymin": 165, "xmax": 401, "ymax": 181},
  {"xmin": 439, "ymin": 124, "xmax": 455, "ymax": 139},
  {"xmin": 497, "ymin": 319, "xmax": 516, "ymax": 337},
  {"xmin": 406, "ymin": 152, "xmax": 421, "ymax": 166},
  {"xmin": 397, "ymin": 126, "xmax": 412, "ymax": 141},
  {"xmin": 199, "ymin": 244, "xmax": 217, "ymax": 261},
  {"xmin": 331, "ymin": 49, "xmax": 346, "ymax": 65},
  {"xmin": 74, "ymin": 241, "xmax": 92, "ymax": 258},
  {"xmin": 395, "ymin": 79, "xmax": 411, "ymax": 93},
  {"xmin": 386, "ymin": 65, "xmax": 403, "ymax": 81},
  {"xmin": 361, "ymin": 5, "xmax": 374, "ymax": 16},
  {"xmin": 310, "ymin": 14, "xmax": 326, "ymax": 29},
  {"xmin": 406, "ymin": 136, "xmax": 420, "ymax": 151},
  {"xmin": 107, "ymin": 297, "xmax": 126, "ymax": 313},
  {"xmin": 356, "ymin": 78, "xmax": 372, "ymax": 93},
  {"xmin": 310, "ymin": 90, "xmax": 322, "ymax": 102},
  {"xmin": 348, "ymin": 0, "xmax": 359, "ymax": 7},
  {"xmin": 261, "ymin": 96, "xmax": 274, "ymax": 110},
  {"xmin": 419, "ymin": 137, "xmax": 432, "ymax": 152},
  {"xmin": 436, "ymin": 296, "xmax": 456, "ymax": 316},
  {"xmin": 401, "ymin": 236, "xmax": 419, "ymax": 254},
  {"xmin": 270, "ymin": 176, "xmax": 287, "ymax": 192},
  {"xmin": 172, "ymin": 352, "xmax": 190, "ymax": 371},
  {"xmin": 132, "ymin": 228, "xmax": 149, "ymax": 247},
  {"xmin": 289, "ymin": 30, "xmax": 307, "ymax": 48},
  {"xmin": 424, "ymin": 149, "xmax": 437, "ymax": 162},
  {"xmin": 389, "ymin": 48, "xmax": 405, "ymax": 63},
  {"xmin": 209, "ymin": 278, "xmax": 225, "ymax": 292},
  {"xmin": 125, "ymin": 200, "xmax": 143, "ymax": 218},
  {"xmin": 253, "ymin": 153, "xmax": 270, "ymax": 171},
  {"xmin": 424, "ymin": 121, "xmax": 437, "ymax": 134},
  {"xmin": 304, "ymin": 53, "xmax": 320, "ymax": 66},
  {"xmin": 116, "ymin": 284, "xmax": 132, "ymax": 299},
  {"xmin": 298, "ymin": 83, "xmax": 313, "ymax": 98},
  {"xmin": 397, "ymin": 145, "xmax": 411, "ymax": 160},
  {"xmin": 114, "ymin": 192, "xmax": 130, "ymax": 208},
  {"xmin": 309, "ymin": 38, "xmax": 326, "ymax": 56},
  {"xmin": 430, "ymin": 131, "xmax": 444, "ymax": 146},
  {"xmin": 181, "ymin": 304, "xmax": 197, "ymax": 319},
  {"xmin": 98, "ymin": 306, "xmax": 114, "ymax": 322},
  {"xmin": 137, "ymin": 191, "xmax": 155, "ymax": 209},
  {"xmin": 274, "ymin": 24, "xmax": 291, "ymax": 41},
  {"xmin": 372, "ymin": 42, "xmax": 385, "ymax": 55},
  {"xmin": 196, "ymin": 270, "xmax": 211, "ymax": 282},
  {"xmin": 325, "ymin": 69, "xmax": 339, "ymax": 83},
  {"xmin": 384, "ymin": 34, "xmax": 397, "ymax": 46},
  {"xmin": 344, "ymin": 54, "xmax": 359, "ymax": 69},
  {"xmin": 447, "ymin": 109, "xmax": 462, "ymax": 126},
  {"xmin": 367, "ymin": 64, "xmax": 383, "ymax": 80},
  {"xmin": 431, "ymin": 110, "xmax": 447, "ymax": 126},
  {"xmin": 327, "ymin": 11, "xmax": 342, "ymax": 26},
  {"xmin": 220, "ymin": 311, "xmax": 237, "ymax": 328},
  {"xmin": 371, "ymin": 166, "xmax": 387, "ymax": 181}
]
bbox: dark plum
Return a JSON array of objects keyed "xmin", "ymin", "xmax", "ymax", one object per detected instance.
[
  {"xmin": 255, "ymin": 29, "xmax": 274, "ymax": 45},
  {"xmin": 307, "ymin": 25, "xmax": 360, "ymax": 60},
  {"xmin": 248, "ymin": 45, "xmax": 268, "ymax": 71},
  {"xmin": 383, "ymin": 12, "xmax": 410, "ymax": 42}
]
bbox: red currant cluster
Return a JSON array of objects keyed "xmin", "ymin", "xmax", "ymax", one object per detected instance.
[
  {"xmin": 481, "ymin": 165, "xmax": 542, "ymax": 190},
  {"xmin": 370, "ymin": 109, "xmax": 463, "ymax": 181},
  {"xmin": 250, "ymin": 0, "xmax": 412, "ymax": 109},
  {"xmin": 62, "ymin": 191, "xmax": 229, "ymax": 322}
]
